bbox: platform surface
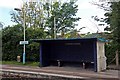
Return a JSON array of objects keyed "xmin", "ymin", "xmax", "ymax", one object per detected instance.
[{"xmin": 1, "ymin": 64, "xmax": 120, "ymax": 80}]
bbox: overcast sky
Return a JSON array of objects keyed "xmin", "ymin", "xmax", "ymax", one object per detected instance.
[{"xmin": 0, "ymin": 0, "xmax": 106, "ymax": 33}]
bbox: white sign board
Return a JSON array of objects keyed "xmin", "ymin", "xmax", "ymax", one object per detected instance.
[{"xmin": 20, "ymin": 41, "xmax": 29, "ymax": 45}]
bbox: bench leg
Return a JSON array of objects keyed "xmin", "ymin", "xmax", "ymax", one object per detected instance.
[
  {"xmin": 83, "ymin": 62, "xmax": 85, "ymax": 69},
  {"xmin": 58, "ymin": 61, "xmax": 61, "ymax": 67}
]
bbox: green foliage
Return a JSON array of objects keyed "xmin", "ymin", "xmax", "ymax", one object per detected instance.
[
  {"xmin": 64, "ymin": 29, "xmax": 81, "ymax": 39},
  {"xmin": 25, "ymin": 27, "xmax": 46, "ymax": 61},
  {"xmin": 11, "ymin": 2, "xmax": 44, "ymax": 28},
  {"xmin": 91, "ymin": 1, "xmax": 120, "ymax": 64},
  {"xmin": 92, "ymin": 2, "xmax": 120, "ymax": 46},
  {"xmin": 44, "ymin": 1, "xmax": 80, "ymax": 38},
  {"xmin": 105, "ymin": 42, "xmax": 117, "ymax": 64},
  {"xmin": 2, "ymin": 24, "xmax": 45, "ymax": 61},
  {"xmin": 109, "ymin": 2, "xmax": 120, "ymax": 47},
  {"xmin": 10, "ymin": 1, "xmax": 80, "ymax": 39},
  {"xmin": 104, "ymin": 2, "xmax": 120, "ymax": 63},
  {"xmin": 2, "ymin": 24, "xmax": 23, "ymax": 61}
]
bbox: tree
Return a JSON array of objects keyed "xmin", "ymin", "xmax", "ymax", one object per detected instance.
[
  {"xmin": 10, "ymin": 1, "xmax": 44, "ymax": 29},
  {"xmin": 2, "ymin": 24, "xmax": 45, "ymax": 61},
  {"xmin": 2, "ymin": 24, "xmax": 23, "ymax": 61},
  {"xmin": 108, "ymin": 2, "xmax": 120, "ymax": 66},
  {"xmin": 64, "ymin": 29, "xmax": 81, "ymax": 39},
  {"xmin": 101, "ymin": 2, "xmax": 120, "ymax": 61},
  {"xmin": 10, "ymin": 1, "xmax": 80, "ymax": 39},
  {"xmin": 44, "ymin": 1, "xmax": 80, "ymax": 39},
  {"xmin": 109, "ymin": 2, "xmax": 120, "ymax": 45},
  {"xmin": 25, "ymin": 27, "xmax": 46, "ymax": 61},
  {"xmin": 90, "ymin": 1, "xmax": 111, "ymax": 31},
  {"xmin": 91, "ymin": 1, "xmax": 120, "ymax": 64}
]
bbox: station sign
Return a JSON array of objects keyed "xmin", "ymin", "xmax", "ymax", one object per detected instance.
[{"xmin": 20, "ymin": 41, "xmax": 29, "ymax": 45}]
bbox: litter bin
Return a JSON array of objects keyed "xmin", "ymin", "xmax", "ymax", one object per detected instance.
[{"xmin": 17, "ymin": 56, "xmax": 21, "ymax": 62}]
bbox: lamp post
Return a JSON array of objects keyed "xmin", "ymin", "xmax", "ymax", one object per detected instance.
[
  {"xmin": 54, "ymin": 17, "xmax": 56, "ymax": 39},
  {"xmin": 14, "ymin": 8, "xmax": 26, "ymax": 64}
]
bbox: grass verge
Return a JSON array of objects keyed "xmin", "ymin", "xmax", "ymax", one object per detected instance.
[{"xmin": 2, "ymin": 61, "xmax": 39, "ymax": 66}]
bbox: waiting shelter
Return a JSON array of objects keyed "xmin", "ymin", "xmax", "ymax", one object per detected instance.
[{"xmin": 33, "ymin": 38, "xmax": 107, "ymax": 72}]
